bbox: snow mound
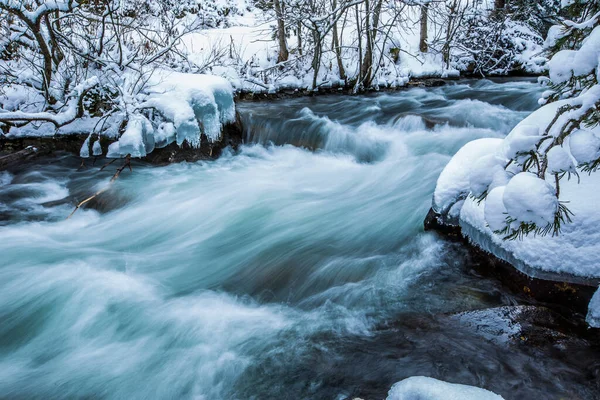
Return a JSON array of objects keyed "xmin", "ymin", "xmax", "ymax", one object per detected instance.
[
  {"xmin": 503, "ymin": 172, "xmax": 558, "ymax": 227},
  {"xmin": 433, "ymin": 138, "xmax": 503, "ymax": 215},
  {"xmin": 386, "ymin": 376, "xmax": 504, "ymax": 400},
  {"xmin": 108, "ymin": 72, "xmax": 235, "ymax": 158}
]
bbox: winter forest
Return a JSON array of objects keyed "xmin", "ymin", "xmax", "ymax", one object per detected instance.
[{"xmin": 1, "ymin": 0, "xmax": 600, "ymax": 399}]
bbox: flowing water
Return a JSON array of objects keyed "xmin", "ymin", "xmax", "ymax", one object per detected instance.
[{"xmin": 0, "ymin": 79, "xmax": 598, "ymax": 399}]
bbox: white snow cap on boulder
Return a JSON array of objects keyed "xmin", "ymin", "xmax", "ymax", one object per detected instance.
[{"xmin": 386, "ymin": 376, "xmax": 504, "ymax": 400}]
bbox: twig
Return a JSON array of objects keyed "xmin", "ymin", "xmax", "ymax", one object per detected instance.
[
  {"xmin": 66, "ymin": 154, "xmax": 131, "ymax": 219},
  {"xmin": 99, "ymin": 158, "xmax": 117, "ymax": 171}
]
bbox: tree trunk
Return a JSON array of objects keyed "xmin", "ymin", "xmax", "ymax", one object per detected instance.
[
  {"xmin": 297, "ymin": 21, "xmax": 302, "ymax": 56},
  {"xmin": 494, "ymin": 0, "xmax": 505, "ymax": 10},
  {"xmin": 311, "ymin": 29, "xmax": 322, "ymax": 89},
  {"xmin": 360, "ymin": 0, "xmax": 372, "ymax": 86},
  {"xmin": 273, "ymin": 0, "xmax": 288, "ymax": 63},
  {"xmin": 332, "ymin": 0, "xmax": 346, "ymax": 80},
  {"xmin": 355, "ymin": 4, "xmax": 363, "ymax": 87},
  {"xmin": 443, "ymin": 1, "xmax": 456, "ymax": 67},
  {"xmin": 419, "ymin": 3, "xmax": 429, "ymax": 53},
  {"xmin": 360, "ymin": 0, "xmax": 383, "ymax": 87}
]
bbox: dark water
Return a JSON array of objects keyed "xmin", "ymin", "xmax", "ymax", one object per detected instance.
[{"xmin": 0, "ymin": 79, "xmax": 598, "ymax": 399}]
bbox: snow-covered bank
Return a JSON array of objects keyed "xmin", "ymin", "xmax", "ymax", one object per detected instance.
[
  {"xmin": 4, "ymin": 72, "xmax": 237, "ymax": 161},
  {"xmin": 177, "ymin": 0, "xmax": 546, "ymax": 94},
  {"xmin": 430, "ymin": 7, "xmax": 600, "ymax": 325},
  {"xmin": 433, "ymin": 134, "xmax": 600, "ymax": 282}
]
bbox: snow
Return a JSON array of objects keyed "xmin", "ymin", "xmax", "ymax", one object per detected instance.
[
  {"xmin": 435, "ymin": 136, "xmax": 600, "ymax": 279},
  {"xmin": 587, "ymin": 287, "xmax": 600, "ymax": 328},
  {"xmin": 108, "ymin": 115, "xmax": 155, "ymax": 158},
  {"xmin": 92, "ymin": 140, "xmax": 102, "ymax": 156},
  {"xmin": 0, "ymin": 77, "xmax": 99, "ymax": 127},
  {"xmin": 178, "ymin": 4, "xmax": 466, "ymax": 93},
  {"xmin": 142, "ymin": 72, "xmax": 235, "ymax": 145},
  {"xmin": 79, "ymin": 137, "xmax": 90, "ymax": 158},
  {"xmin": 546, "ymin": 145, "xmax": 575, "ymax": 174},
  {"xmin": 502, "ymin": 172, "xmax": 558, "ymax": 227},
  {"xmin": 501, "ymin": 123, "xmax": 543, "ymax": 160},
  {"xmin": 469, "ymin": 154, "xmax": 508, "ymax": 198},
  {"xmin": 433, "ymin": 138, "xmax": 503, "ymax": 215},
  {"xmin": 548, "ymin": 25, "xmax": 600, "ymax": 83},
  {"xmin": 386, "ymin": 377, "xmax": 504, "ymax": 400},
  {"xmin": 106, "ymin": 72, "xmax": 235, "ymax": 158},
  {"xmin": 568, "ymin": 129, "xmax": 600, "ymax": 165},
  {"xmin": 457, "ymin": 169, "xmax": 600, "ymax": 279},
  {"xmin": 484, "ymin": 186, "xmax": 508, "ymax": 232}
]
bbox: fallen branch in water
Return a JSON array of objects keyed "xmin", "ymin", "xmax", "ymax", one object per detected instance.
[
  {"xmin": 99, "ymin": 158, "xmax": 118, "ymax": 171},
  {"xmin": 66, "ymin": 154, "xmax": 132, "ymax": 219}
]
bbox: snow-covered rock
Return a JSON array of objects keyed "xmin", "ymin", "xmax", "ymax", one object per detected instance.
[
  {"xmin": 386, "ymin": 377, "xmax": 504, "ymax": 400},
  {"xmin": 432, "ymin": 19, "xmax": 600, "ymax": 284}
]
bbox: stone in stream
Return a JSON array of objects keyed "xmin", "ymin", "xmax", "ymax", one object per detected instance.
[
  {"xmin": 450, "ymin": 305, "xmax": 594, "ymax": 347},
  {"xmin": 424, "ymin": 207, "xmax": 599, "ymax": 318}
]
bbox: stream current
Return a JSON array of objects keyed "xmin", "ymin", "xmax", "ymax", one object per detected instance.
[{"xmin": 0, "ymin": 79, "xmax": 598, "ymax": 399}]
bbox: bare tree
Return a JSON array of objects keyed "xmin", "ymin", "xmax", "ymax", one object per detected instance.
[
  {"xmin": 0, "ymin": 0, "xmax": 199, "ymax": 132},
  {"xmin": 331, "ymin": 0, "xmax": 346, "ymax": 80},
  {"xmin": 419, "ymin": 2, "xmax": 429, "ymax": 53},
  {"xmin": 273, "ymin": 0, "xmax": 289, "ymax": 63}
]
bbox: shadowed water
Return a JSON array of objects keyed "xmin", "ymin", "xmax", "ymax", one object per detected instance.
[{"xmin": 1, "ymin": 79, "xmax": 598, "ymax": 399}]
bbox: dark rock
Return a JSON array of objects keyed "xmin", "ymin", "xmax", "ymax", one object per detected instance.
[
  {"xmin": 451, "ymin": 305, "xmax": 600, "ymax": 348},
  {"xmin": 424, "ymin": 207, "xmax": 461, "ymax": 237},
  {"xmin": 425, "ymin": 207, "xmax": 598, "ymax": 318},
  {"xmin": 0, "ymin": 146, "xmax": 51, "ymax": 170}
]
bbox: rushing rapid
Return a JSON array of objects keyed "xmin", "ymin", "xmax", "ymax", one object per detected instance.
[{"xmin": 0, "ymin": 79, "xmax": 596, "ymax": 399}]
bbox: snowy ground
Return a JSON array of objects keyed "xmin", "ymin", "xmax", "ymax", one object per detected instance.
[{"xmin": 179, "ymin": 3, "xmax": 465, "ymax": 93}]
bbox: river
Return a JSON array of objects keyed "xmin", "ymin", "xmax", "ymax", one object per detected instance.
[{"xmin": 0, "ymin": 79, "xmax": 597, "ymax": 399}]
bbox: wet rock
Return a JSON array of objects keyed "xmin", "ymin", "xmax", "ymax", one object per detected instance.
[
  {"xmin": 451, "ymin": 305, "xmax": 599, "ymax": 348},
  {"xmin": 424, "ymin": 207, "xmax": 598, "ymax": 316},
  {"xmin": 424, "ymin": 208, "xmax": 461, "ymax": 238}
]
